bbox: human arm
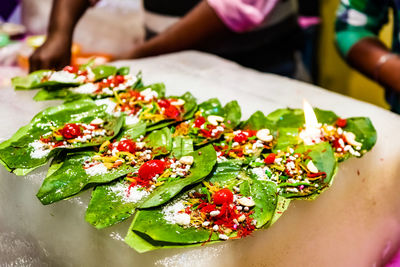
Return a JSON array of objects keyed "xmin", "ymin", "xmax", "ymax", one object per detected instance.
[
  {"xmin": 29, "ymin": 0, "xmax": 91, "ymax": 72},
  {"xmin": 335, "ymin": 0, "xmax": 400, "ymax": 92},
  {"xmin": 129, "ymin": 0, "xmax": 278, "ymax": 58}
]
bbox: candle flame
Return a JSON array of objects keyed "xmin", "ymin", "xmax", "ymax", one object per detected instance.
[{"xmin": 303, "ymin": 99, "xmax": 319, "ymax": 129}]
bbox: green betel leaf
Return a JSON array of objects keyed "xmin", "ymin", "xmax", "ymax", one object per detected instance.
[
  {"xmin": 171, "ymin": 137, "xmax": 194, "ymax": 158},
  {"xmin": 36, "ymin": 125, "xmax": 156, "ymax": 205},
  {"xmin": 138, "ymin": 145, "xmax": 217, "ymax": 208},
  {"xmin": 142, "ymin": 82, "xmax": 166, "ymax": 98},
  {"xmin": 116, "ymin": 66, "xmax": 130, "ymax": 76},
  {"xmin": 207, "ymin": 160, "xmax": 243, "ymax": 186},
  {"xmin": 85, "ymin": 145, "xmax": 214, "ymax": 229},
  {"xmin": 33, "ymin": 71, "xmax": 143, "ymax": 102},
  {"xmin": 0, "ymin": 99, "xmax": 123, "ymax": 174},
  {"xmin": 198, "ymin": 99, "xmax": 241, "ymax": 129},
  {"xmin": 198, "ymin": 98, "xmax": 223, "ymax": 116},
  {"xmin": 249, "ymin": 179, "xmax": 278, "ymax": 228},
  {"xmin": 91, "ymin": 65, "xmax": 117, "ymax": 81},
  {"xmin": 267, "ymin": 196, "xmax": 291, "ymax": 227},
  {"xmin": 274, "ymin": 127, "xmax": 301, "ymax": 152},
  {"xmin": 128, "ymin": 171, "xmax": 277, "ymax": 250},
  {"xmin": 266, "ymin": 108, "xmax": 338, "ymax": 128},
  {"xmin": 270, "ymin": 108, "xmax": 376, "ymax": 161},
  {"xmin": 132, "ymin": 208, "xmax": 217, "ymax": 244},
  {"xmin": 85, "ymin": 179, "xmax": 138, "ymax": 229},
  {"xmin": 345, "ymin": 117, "xmax": 377, "ymax": 152},
  {"xmin": 278, "ymin": 142, "xmax": 338, "ymax": 199},
  {"xmin": 146, "ymin": 92, "xmax": 197, "ymax": 129},
  {"xmin": 11, "ymin": 70, "xmax": 46, "ymax": 90},
  {"xmin": 144, "ymin": 127, "xmax": 172, "ymax": 156},
  {"xmin": 240, "ymin": 111, "xmax": 274, "ymax": 131},
  {"xmin": 223, "ymin": 100, "xmax": 242, "ymax": 129},
  {"xmin": 180, "ymin": 92, "xmax": 198, "ymax": 120},
  {"xmin": 36, "ymin": 151, "xmax": 137, "ymax": 205}
]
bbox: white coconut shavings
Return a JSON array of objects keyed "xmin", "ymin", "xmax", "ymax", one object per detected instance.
[
  {"xmin": 110, "ymin": 183, "xmax": 150, "ymax": 204},
  {"xmin": 162, "ymin": 200, "xmax": 187, "ymax": 225},
  {"xmin": 48, "ymin": 71, "xmax": 79, "ymax": 83},
  {"xmin": 85, "ymin": 163, "xmax": 108, "ymax": 176},
  {"xmin": 125, "ymin": 114, "xmax": 140, "ymax": 125},
  {"xmin": 72, "ymin": 83, "xmax": 98, "ymax": 94},
  {"xmin": 95, "ymin": 98, "xmax": 117, "ymax": 114},
  {"xmin": 30, "ymin": 140, "xmax": 51, "ymax": 159},
  {"xmin": 252, "ymin": 167, "xmax": 266, "ymax": 179},
  {"xmin": 140, "ymin": 88, "xmax": 158, "ymax": 101}
]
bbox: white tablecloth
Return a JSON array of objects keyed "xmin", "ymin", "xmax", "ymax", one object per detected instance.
[{"xmin": 1, "ymin": 51, "xmax": 400, "ymax": 267}]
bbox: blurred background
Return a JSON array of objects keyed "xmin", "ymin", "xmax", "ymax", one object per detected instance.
[{"xmin": 0, "ymin": 0, "xmax": 392, "ymax": 110}]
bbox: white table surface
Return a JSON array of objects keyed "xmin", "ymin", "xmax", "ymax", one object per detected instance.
[{"xmin": 1, "ymin": 51, "xmax": 400, "ymax": 267}]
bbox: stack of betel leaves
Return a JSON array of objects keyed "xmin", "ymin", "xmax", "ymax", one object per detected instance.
[{"xmin": 1, "ymin": 62, "xmax": 377, "ymax": 253}]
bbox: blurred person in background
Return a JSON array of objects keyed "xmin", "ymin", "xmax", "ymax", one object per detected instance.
[
  {"xmin": 30, "ymin": 0, "xmax": 307, "ymax": 79},
  {"xmin": 298, "ymin": 0, "xmax": 320, "ymax": 83},
  {"xmin": 336, "ymin": 0, "xmax": 400, "ymax": 114}
]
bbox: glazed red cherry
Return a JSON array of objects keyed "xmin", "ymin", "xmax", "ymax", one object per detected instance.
[
  {"xmin": 164, "ymin": 105, "xmax": 180, "ymax": 118},
  {"xmin": 158, "ymin": 99, "xmax": 171, "ymax": 108},
  {"xmin": 194, "ymin": 116, "xmax": 206, "ymax": 127},
  {"xmin": 264, "ymin": 153, "xmax": 276, "ymax": 164},
  {"xmin": 138, "ymin": 160, "xmax": 166, "ymax": 180},
  {"xmin": 336, "ymin": 118, "xmax": 347, "ymax": 128},
  {"xmin": 233, "ymin": 132, "xmax": 248, "ymax": 143},
  {"xmin": 114, "ymin": 75, "xmax": 125, "ymax": 85},
  {"xmin": 61, "ymin": 123, "xmax": 81, "ymax": 139},
  {"xmin": 213, "ymin": 188, "xmax": 234, "ymax": 205},
  {"xmin": 63, "ymin": 65, "xmax": 78, "ymax": 73},
  {"xmin": 117, "ymin": 139, "xmax": 136, "ymax": 153}
]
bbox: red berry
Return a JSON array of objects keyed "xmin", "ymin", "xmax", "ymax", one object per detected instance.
[
  {"xmin": 114, "ymin": 75, "xmax": 125, "ymax": 84},
  {"xmin": 194, "ymin": 116, "xmax": 206, "ymax": 127},
  {"xmin": 116, "ymin": 139, "xmax": 136, "ymax": 153},
  {"xmin": 158, "ymin": 99, "xmax": 171, "ymax": 108},
  {"xmin": 138, "ymin": 160, "xmax": 166, "ymax": 181},
  {"xmin": 233, "ymin": 132, "xmax": 248, "ymax": 143},
  {"xmin": 164, "ymin": 105, "xmax": 180, "ymax": 118},
  {"xmin": 213, "ymin": 188, "xmax": 234, "ymax": 205},
  {"xmin": 264, "ymin": 153, "xmax": 276, "ymax": 164},
  {"xmin": 63, "ymin": 65, "xmax": 78, "ymax": 73},
  {"xmin": 336, "ymin": 118, "xmax": 347, "ymax": 128},
  {"xmin": 61, "ymin": 123, "xmax": 81, "ymax": 139}
]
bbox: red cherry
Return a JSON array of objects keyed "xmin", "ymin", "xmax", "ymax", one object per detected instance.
[
  {"xmin": 336, "ymin": 118, "xmax": 347, "ymax": 128},
  {"xmin": 264, "ymin": 153, "xmax": 276, "ymax": 164},
  {"xmin": 114, "ymin": 75, "xmax": 125, "ymax": 85},
  {"xmin": 116, "ymin": 139, "xmax": 136, "ymax": 153},
  {"xmin": 138, "ymin": 160, "xmax": 166, "ymax": 180},
  {"xmin": 158, "ymin": 99, "xmax": 171, "ymax": 108},
  {"xmin": 61, "ymin": 123, "xmax": 81, "ymax": 139},
  {"xmin": 164, "ymin": 105, "xmax": 180, "ymax": 118},
  {"xmin": 63, "ymin": 65, "xmax": 78, "ymax": 73},
  {"xmin": 194, "ymin": 116, "xmax": 206, "ymax": 127},
  {"xmin": 213, "ymin": 188, "xmax": 234, "ymax": 205},
  {"xmin": 233, "ymin": 132, "xmax": 248, "ymax": 143}
]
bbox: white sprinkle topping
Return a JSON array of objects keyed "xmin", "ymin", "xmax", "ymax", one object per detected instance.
[
  {"xmin": 110, "ymin": 183, "xmax": 150, "ymax": 204},
  {"xmin": 85, "ymin": 163, "xmax": 108, "ymax": 176},
  {"xmin": 30, "ymin": 140, "xmax": 51, "ymax": 159}
]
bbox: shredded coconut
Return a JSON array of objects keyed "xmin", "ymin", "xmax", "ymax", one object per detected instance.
[
  {"xmin": 110, "ymin": 183, "xmax": 150, "ymax": 204},
  {"xmin": 85, "ymin": 163, "xmax": 108, "ymax": 176},
  {"xmin": 162, "ymin": 200, "xmax": 187, "ymax": 224},
  {"xmin": 30, "ymin": 140, "xmax": 51, "ymax": 159},
  {"xmin": 95, "ymin": 98, "xmax": 117, "ymax": 114},
  {"xmin": 48, "ymin": 71, "xmax": 79, "ymax": 83},
  {"xmin": 125, "ymin": 114, "xmax": 140, "ymax": 125},
  {"xmin": 72, "ymin": 83, "xmax": 98, "ymax": 94}
]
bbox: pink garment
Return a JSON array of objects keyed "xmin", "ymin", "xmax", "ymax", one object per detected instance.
[{"xmin": 207, "ymin": 0, "xmax": 279, "ymax": 32}]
